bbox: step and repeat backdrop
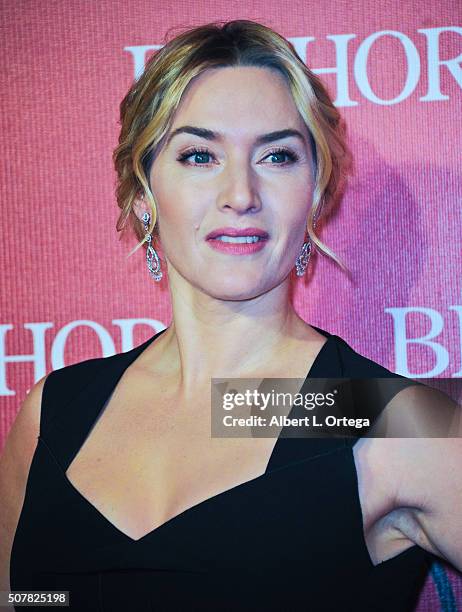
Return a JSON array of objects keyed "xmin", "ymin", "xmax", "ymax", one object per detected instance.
[{"xmin": 1, "ymin": 1, "xmax": 461, "ymax": 608}]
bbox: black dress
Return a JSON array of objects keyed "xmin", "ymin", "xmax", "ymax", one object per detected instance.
[{"xmin": 10, "ymin": 325, "xmax": 434, "ymax": 611}]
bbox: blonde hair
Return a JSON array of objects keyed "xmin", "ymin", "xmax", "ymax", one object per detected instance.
[{"xmin": 113, "ymin": 19, "xmax": 352, "ymax": 271}]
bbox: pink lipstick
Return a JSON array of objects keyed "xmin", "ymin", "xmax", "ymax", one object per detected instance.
[{"xmin": 205, "ymin": 227, "xmax": 269, "ymax": 255}]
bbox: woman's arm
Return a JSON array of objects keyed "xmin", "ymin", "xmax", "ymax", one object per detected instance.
[
  {"xmin": 0, "ymin": 376, "xmax": 47, "ymax": 600},
  {"xmin": 378, "ymin": 385, "xmax": 462, "ymax": 572}
]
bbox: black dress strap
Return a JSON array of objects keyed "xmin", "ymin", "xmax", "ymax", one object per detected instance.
[
  {"xmin": 266, "ymin": 329, "xmax": 348, "ymax": 471},
  {"xmin": 39, "ymin": 328, "xmax": 168, "ymax": 470},
  {"xmin": 332, "ymin": 335, "xmax": 426, "ymax": 447}
]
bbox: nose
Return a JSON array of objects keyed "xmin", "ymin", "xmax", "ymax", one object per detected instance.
[{"xmin": 216, "ymin": 158, "xmax": 262, "ymax": 214}]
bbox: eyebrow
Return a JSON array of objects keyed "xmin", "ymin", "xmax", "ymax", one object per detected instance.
[{"xmin": 164, "ymin": 125, "xmax": 307, "ymax": 148}]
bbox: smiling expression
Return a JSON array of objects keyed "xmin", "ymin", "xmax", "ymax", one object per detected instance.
[{"xmin": 139, "ymin": 66, "xmax": 315, "ymax": 300}]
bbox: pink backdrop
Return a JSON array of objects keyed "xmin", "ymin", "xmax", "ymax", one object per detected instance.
[{"xmin": 1, "ymin": 1, "xmax": 461, "ymax": 608}]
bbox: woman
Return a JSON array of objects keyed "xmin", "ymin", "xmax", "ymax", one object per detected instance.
[{"xmin": 2, "ymin": 19, "xmax": 461, "ymax": 612}]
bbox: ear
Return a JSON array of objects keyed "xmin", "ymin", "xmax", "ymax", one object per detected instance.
[{"xmin": 133, "ymin": 195, "xmax": 150, "ymax": 223}]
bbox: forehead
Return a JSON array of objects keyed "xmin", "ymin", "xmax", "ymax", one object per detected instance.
[{"xmin": 170, "ymin": 66, "xmax": 305, "ymax": 136}]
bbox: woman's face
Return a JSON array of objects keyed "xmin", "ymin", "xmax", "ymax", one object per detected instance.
[{"xmin": 139, "ymin": 66, "xmax": 315, "ymax": 300}]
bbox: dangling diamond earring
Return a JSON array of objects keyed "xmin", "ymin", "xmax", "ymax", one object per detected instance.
[
  {"xmin": 295, "ymin": 239, "xmax": 312, "ymax": 276},
  {"xmin": 142, "ymin": 212, "xmax": 162, "ymax": 282}
]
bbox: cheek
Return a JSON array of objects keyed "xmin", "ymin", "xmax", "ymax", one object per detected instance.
[
  {"xmin": 154, "ymin": 184, "xmax": 204, "ymax": 241},
  {"xmin": 269, "ymin": 174, "xmax": 313, "ymax": 213},
  {"xmin": 273, "ymin": 191, "xmax": 311, "ymax": 233}
]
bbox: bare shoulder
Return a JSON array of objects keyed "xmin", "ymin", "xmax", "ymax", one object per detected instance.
[
  {"xmin": 1, "ymin": 373, "xmax": 49, "ymax": 497},
  {"xmin": 1, "ymin": 375, "xmax": 48, "ymax": 474},
  {"xmin": 0, "ymin": 375, "xmax": 48, "ymax": 591},
  {"xmin": 370, "ymin": 382, "xmax": 461, "ymax": 438}
]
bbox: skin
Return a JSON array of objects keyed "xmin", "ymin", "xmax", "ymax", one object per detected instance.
[
  {"xmin": 1, "ymin": 68, "xmax": 460, "ymax": 597},
  {"xmin": 0, "ymin": 66, "xmax": 328, "ymax": 595},
  {"xmin": 132, "ymin": 65, "xmax": 462, "ymax": 573},
  {"xmin": 133, "ymin": 66, "xmax": 322, "ymax": 394}
]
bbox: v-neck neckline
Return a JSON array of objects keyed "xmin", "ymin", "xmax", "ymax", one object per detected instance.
[
  {"xmin": 108, "ymin": 325, "xmax": 336, "ymax": 476},
  {"xmin": 51, "ymin": 325, "xmax": 338, "ymax": 544}
]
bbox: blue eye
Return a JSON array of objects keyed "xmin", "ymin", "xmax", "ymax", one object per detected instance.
[
  {"xmin": 265, "ymin": 148, "xmax": 299, "ymax": 164},
  {"xmin": 176, "ymin": 146, "xmax": 299, "ymax": 167},
  {"xmin": 177, "ymin": 147, "xmax": 214, "ymax": 165}
]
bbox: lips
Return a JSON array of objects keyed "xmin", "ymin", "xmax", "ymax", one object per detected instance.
[{"xmin": 206, "ymin": 227, "xmax": 269, "ymax": 240}]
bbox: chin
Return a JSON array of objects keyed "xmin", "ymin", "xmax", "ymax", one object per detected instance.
[{"xmin": 203, "ymin": 277, "xmax": 280, "ymax": 301}]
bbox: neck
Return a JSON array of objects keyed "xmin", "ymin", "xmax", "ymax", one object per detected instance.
[{"xmin": 153, "ymin": 270, "xmax": 315, "ymax": 394}]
